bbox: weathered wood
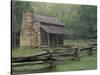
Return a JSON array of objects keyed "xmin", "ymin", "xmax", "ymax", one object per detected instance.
[
  {"xmin": 57, "ymin": 34, "xmax": 58, "ymax": 47},
  {"xmin": 47, "ymin": 33, "xmax": 49, "ymax": 48},
  {"xmin": 12, "ymin": 44, "xmax": 97, "ymax": 65},
  {"xmin": 73, "ymin": 48, "xmax": 80, "ymax": 61},
  {"xmin": 87, "ymin": 46, "xmax": 93, "ymax": 55},
  {"xmin": 12, "ymin": 51, "xmax": 48, "ymax": 62},
  {"xmin": 12, "ymin": 61, "xmax": 43, "ymax": 67}
]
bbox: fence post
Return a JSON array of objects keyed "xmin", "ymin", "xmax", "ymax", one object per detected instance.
[
  {"xmin": 88, "ymin": 46, "xmax": 93, "ymax": 55},
  {"xmin": 74, "ymin": 47, "xmax": 80, "ymax": 61},
  {"xmin": 46, "ymin": 49, "xmax": 56, "ymax": 68}
]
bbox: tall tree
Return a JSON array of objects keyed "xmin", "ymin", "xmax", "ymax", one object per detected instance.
[
  {"xmin": 78, "ymin": 5, "xmax": 97, "ymax": 38},
  {"xmin": 12, "ymin": 1, "xmax": 32, "ymax": 32}
]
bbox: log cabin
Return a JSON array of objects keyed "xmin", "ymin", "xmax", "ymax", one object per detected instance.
[{"xmin": 20, "ymin": 11, "xmax": 64, "ymax": 48}]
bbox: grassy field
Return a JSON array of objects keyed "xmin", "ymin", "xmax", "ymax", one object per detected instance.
[
  {"xmin": 12, "ymin": 54, "xmax": 97, "ymax": 74},
  {"xmin": 12, "ymin": 48, "xmax": 42, "ymax": 57},
  {"xmin": 64, "ymin": 39, "xmax": 96, "ymax": 47},
  {"xmin": 56, "ymin": 55, "xmax": 97, "ymax": 71},
  {"xmin": 12, "ymin": 39, "xmax": 97, "ymax": 74}
]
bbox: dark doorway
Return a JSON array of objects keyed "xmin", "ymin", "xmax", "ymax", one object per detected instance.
[{"xmin": 49, "ymin": 34, "xmax": 57, "ymax": 47}]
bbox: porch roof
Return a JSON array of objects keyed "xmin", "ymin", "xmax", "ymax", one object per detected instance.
[{"xmin": 40, "ymin": 25, "xmax": 64, "ymax": 34}]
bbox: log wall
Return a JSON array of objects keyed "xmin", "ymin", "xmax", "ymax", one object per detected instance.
[{"xmin": 40, "ymin": 28, "xmax": 48, "ymax": 47}]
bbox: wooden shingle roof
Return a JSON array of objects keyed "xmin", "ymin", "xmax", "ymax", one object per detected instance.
[{"xmin": 33, "ymin": 14, "xmax": 64, "ymax": 26}]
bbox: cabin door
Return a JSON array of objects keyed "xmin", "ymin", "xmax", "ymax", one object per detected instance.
[{"xmin": 49, "ymin": 34, "xmax": 57, "ymax": 47}]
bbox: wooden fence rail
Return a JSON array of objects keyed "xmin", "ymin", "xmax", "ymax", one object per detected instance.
[{"xmin": 12, "ymin": 43, "xmax": 97, "ymax": 68}]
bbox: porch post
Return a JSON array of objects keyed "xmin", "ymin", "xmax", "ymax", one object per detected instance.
[
  {"xmin": 57, "ymin": 34, "xmax": 58, "ymax": 47},
  {"xmin": 48, "ymin": 33, "xmax": 49, "ymax": 48}
]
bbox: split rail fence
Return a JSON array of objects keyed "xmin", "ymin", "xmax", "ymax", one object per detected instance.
[{"xmin": 12, "ymin": 43, "xmax": 97, "ymax": 68}]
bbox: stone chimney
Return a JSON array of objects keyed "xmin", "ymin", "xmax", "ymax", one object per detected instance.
[{"xmin": 20, "ymin": 11, "xmax": 37, "ymax": 48}]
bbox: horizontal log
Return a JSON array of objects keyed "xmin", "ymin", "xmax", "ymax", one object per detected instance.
[
  {"xmin": 55, "ymin": 56, "xmax": 74, "ymax": 61},
  {"xmin": 91, "ymin": 43, "xmax": 97, "ymax": 46},
  {"xmin": 12, "ymin": 61, "xmax": 44, "ymax": 67},
  {"xmin": 80, "ymin": 47, "xmax": 91, "ymax": 51},
  {"xmin": 12, "ymin": 52, "xmax": 48, "ymax": 62}
]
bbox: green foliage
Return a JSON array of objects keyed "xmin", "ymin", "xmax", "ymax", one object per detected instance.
[
  {"xmin": 12, "ymin": 1, "xmax": 97, "ymax": 39},
  {"xmin": 78, "ymin": 5, "xmax": 97, "ymax": 38},
  {"xmin": 12, "ymin": 1, "xmax": 32, "ymax": 32}
]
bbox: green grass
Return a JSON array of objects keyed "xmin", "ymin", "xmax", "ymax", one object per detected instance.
[
  {"xmin": 12, "ymin": 48, "xmax": 41, "ymax": 57},
  {"xmin": 56, "ymin": 55, "xmax": 97, "ymax": 71},
  {"xmin": 64, "ymin": 39, "xmax": 96, "ymax": 47},
  {"xmin": 12, "ymin": 54, "xmax": 97, "ymax": 74}
]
